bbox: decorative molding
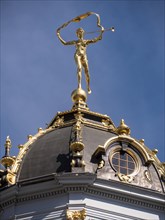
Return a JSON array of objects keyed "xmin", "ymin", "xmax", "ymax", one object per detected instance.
[
  {"xmin": 47, "ymin": 108, "xmax": 116, "ymax": 129},
  {"xmin": 86, "ymin": 205, "xmax": 149, "ymax": 220},
  {"xmin": 1, "ymin": 178, "xmax": 164, "ymax": 212}
]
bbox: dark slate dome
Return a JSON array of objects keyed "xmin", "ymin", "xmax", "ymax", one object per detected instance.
[
  {"xmin": 18, "ymin": 126, "xmax": 72, "ymax": 180},
  {"xmin": 17, "ymin": 108, "xmax": 117, "ymax": 181}
]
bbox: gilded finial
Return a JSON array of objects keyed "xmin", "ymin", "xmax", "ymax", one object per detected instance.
[
  {"xmin": 152, "ymin": 149, "xmax": 158, "ymax": 155},
  {"xmin": 139, "ymin": 139, "xmax": 145, "ymax": 145},
  {"xmin": 117, "ymin": 119, "xmax": 130, "ymax": 135},
  {"xmin": 27, "ymin": 135, "xmax": 33, "ymax": 140},
  {"xmin": 4, "ymin": 136, "xmax": 12, "ymax": 157},
  {"xmin": 18, "ymin": 144, "xmax": 24, "ymax": 150},
  {"xmin": 71, "ymin": 88, "xmax": 88, "ymax": 109},
  {"xmin": 1, "ymin": 136, "xmax": 15, "ymax": 169},
  {"xmin": 38, "ymin": 128, "xmax": 43, "ymax": 133}
]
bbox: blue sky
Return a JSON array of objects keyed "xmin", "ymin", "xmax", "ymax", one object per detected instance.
[{"xmin": 0, "ymin": 0, "xmax": 164, "ymax": 162}]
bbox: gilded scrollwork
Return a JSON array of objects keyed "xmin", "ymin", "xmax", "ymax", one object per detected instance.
[
  {"xmin": 6, "ymin": 171, "xmax": 16, "ymax": 185},
  {"xmin": 53, "ymin": 116, "xmax": 64, "ymax": 127}
]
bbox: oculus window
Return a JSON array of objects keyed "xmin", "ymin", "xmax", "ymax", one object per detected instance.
[
  {"xmin": 109, "ymin": 142, "xmax": 140, "ymax": 177},
  {"xmin": 111, "ymin": 150, "xmax": 136, "ymax": 175}
]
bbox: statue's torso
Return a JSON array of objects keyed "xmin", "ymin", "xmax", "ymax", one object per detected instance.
[{"xmin": 75, "ymin": 40, "xmax": 87, "ymax": 57}]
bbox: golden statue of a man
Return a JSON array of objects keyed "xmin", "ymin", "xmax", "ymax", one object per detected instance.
[{"xmin": 57, "ymin": 12, "xmax": 104, "ymax": 94}]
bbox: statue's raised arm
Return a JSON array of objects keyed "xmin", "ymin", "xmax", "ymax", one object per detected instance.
[
  {"xmin": 57, "ymin": 26, "xmax": 75, "ymax": 45},
  {"xmin": 86, "ymin": 13, "xmax": 105, "ymax": 44}
]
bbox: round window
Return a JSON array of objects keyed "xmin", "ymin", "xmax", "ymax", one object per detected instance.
[{"xmin": 111, "ymin": 150, "xmax": 136, "ymax": 175}]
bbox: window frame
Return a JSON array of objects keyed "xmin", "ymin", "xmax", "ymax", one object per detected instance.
[{"xmin": 109, "ymin": 142, "xmax": 140, "ymax": 177}]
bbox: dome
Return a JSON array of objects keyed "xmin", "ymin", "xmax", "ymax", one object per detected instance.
[
  {"xmin": 1, "ymin": 100, "xmax": 164, "ymax": 193},
  {"xmin": 12, "ymin": 108, "xmax": 117, "ymax": 182}
]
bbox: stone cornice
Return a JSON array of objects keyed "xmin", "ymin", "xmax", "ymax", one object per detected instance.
[{"xmin": 0, "ymin": 174, "xmax": 164, "ymax": 212}]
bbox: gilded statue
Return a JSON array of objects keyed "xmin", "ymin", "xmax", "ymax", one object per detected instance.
[{"xmin": 57, "ymin": 12, "xmax": 105, "ymax": 94}]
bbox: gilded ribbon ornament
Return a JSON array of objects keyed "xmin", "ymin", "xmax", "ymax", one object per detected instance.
[{"xmin": 57, "ymin": 12, "xmax": 104, "ymax": 34}]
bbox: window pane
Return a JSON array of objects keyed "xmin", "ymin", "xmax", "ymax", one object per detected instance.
[
  {"xmin": 114, "ymin": 165, "xmax": 119, "ymax": 172},
  {"xmin": 128, "ymin": 155, "xmax": 134, "ymax": 162},
  {"xmin": 120, "ymin": 160, "xmax": 127, "ymax": 167},
  {"xmin": 120, "ymin": 153, "xmax": 127, "ymax": 160},
  {"xmin": 120, "ymin": 167, "xmax": 127, "ymax": 175},
  {"xmin": 112, "ymin": 158, "xmax": 119, "ymax": 165},
  {"xmin": 128, "ymin": 169, "xmax": 133, "ymax": 175},
  {"xmin": 128, "ymin": 162, "xmax": 135, "ymax": 170},
  {"xmin": 113, "ymin": 152, "xmax": 119, "ymax": 159}
]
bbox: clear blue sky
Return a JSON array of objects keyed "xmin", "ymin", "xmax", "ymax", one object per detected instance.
[{"xmin": 0, "ymin": 0, "xmax": 164, "ymax": 162}]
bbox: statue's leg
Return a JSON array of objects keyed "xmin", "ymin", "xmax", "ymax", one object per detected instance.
[
  {"xmin": 75, "ymin": 54, "xmax": 82, "ymax": 89},
  {"xmin": 83, "ymin": 59, "xmax": 91, "ymax": 94}
]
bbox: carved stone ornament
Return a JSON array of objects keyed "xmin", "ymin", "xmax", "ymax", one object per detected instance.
[
  {"xmin": 116, "ymin": 173, "xmax": 134, "ymax": 183},
  {"xmin": 144, "ymin": 170, "xmax": 152, "ymax": 183},
  {"xmin": 66, "ymin": 208, "xmax": 86, "ymax": 220}
]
